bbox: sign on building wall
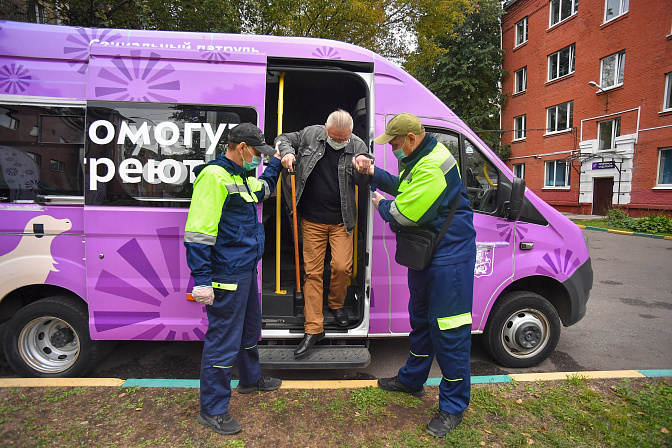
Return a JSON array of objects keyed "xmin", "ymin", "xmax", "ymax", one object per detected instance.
[{"xmin": 592, "ymin": 161, "xmax": 616, "ymax": 170}]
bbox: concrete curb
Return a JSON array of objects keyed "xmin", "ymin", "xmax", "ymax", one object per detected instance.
[
  {"xmin": 576, "ymin": 224, "xmax": 672, "ymax": 240},
  {"xmin": 2, "ymin": 369, "xmax": 670, "ymax": 389}
]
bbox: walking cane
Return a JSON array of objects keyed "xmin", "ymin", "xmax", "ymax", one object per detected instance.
[{"xmin": 289, "ymin": 169, "xmax": 303, "ymax": 302}]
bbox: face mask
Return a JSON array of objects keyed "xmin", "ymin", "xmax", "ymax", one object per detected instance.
[
  {"xmin": 392, "ymin": 138, "xmax": 407, "ymax": 160},
  {"xmin": 243, "ymin": 146, "xmax": 262, "ymax": 170},
  {"xmin": 327, "ymin": 137, "xmax": 349, "ymax": 150}
]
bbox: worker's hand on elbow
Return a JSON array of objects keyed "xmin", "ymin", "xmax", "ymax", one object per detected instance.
[
  {"xmin": 372, "ymin": 191, "xmax": 384, "ymax": 210},
  {"xmin": 282, "ymin": 153, "xmax": 296, "ymax": 172},
  {"xmin": 192, "ymin": 285, "xmax": 214, "ymax": 305}
]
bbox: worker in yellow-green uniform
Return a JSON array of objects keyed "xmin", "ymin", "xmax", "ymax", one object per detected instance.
[
  {"xmin": 184, "ymin": 123, "xmax": 283, "ymax": 436},
  {"xmin": 357, "ymin": 113, "xmax": 476, "ymax": 438}
]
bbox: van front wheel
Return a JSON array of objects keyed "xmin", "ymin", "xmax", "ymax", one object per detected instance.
[
  {"xmin": 2, "ymin": 296, "xmax": 99, "ymax": 378},
  {"xmin": 483, "ymin": 291, "xmax": 561, "ymax": 368}
]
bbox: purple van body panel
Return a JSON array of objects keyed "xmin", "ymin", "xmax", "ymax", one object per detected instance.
[{"xmin": 0, "ymin": 20, "xmax": 590, "ymax": 343}]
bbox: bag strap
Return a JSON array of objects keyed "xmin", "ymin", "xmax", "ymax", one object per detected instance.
[{"xmin": 436, "ymin": 192, "xmax": 461, "ymax": 242}]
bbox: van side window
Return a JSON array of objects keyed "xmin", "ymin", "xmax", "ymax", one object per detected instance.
[
  {"xmin": 429, "ymin": 130, "xmax": 460, "ymax": 166},
  {"xmin": 86, "ymin": 102, "xmax": 257, "ymax": 207},
  {"xmin": 0, "ymin": 105, "xmax": 85, "ymax": 203},
  {"xmin": 464, "ymin": 140, "xmax": 499, "ymax": 214}
]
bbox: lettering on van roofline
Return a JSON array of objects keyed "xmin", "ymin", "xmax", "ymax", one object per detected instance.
[{"xmin": 99, "ymin": 41, "xmax": 260, "ymax": 53}]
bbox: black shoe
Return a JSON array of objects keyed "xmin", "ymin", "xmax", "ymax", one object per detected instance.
[
  {"xmin": 377, "ymin": 375, "xmax": 425, "ymax": 397},
  {"xmin": 293, "ymin": 332, "xmax": 325, "ymax": 358},
  {"xmin": 197, "ymin": 412, "xmax": 242, "ymax": 435},
  {"xmin": 237, "ymin": 375, "xmax": 282, "ymax": 394},
  {"xmin": 331, "ymin": 307, "xmax": 349, "ymax": 326},
  {"xmin": 426, "ymin": 409, "xmax": 464, "ymax": 438}
]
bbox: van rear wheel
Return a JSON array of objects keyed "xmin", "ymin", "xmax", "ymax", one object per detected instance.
[
  {"xmin": 483, "ymin": 291, "xmax": 560, "ymax": 368},
  {"xmin": 2, "ymin": 296, "xmax": 99, "ymax": 378}
]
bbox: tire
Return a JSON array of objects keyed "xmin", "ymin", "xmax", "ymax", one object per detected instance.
[
  {"xmin": 483, "ymin": 291, "xmax": 561, "ymax": 368},
  {"xmin": 2, "ymin": 296, "xmax": 99, "ymax": 378}
]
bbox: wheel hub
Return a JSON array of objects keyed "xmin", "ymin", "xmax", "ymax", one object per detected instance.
[
  {"xmin": 50, "ymin": 327, "xmax": 75, "ymax": 349},
  {"xmin": 501, "ymin": 309, "xmax": 550, "ymax": 357}
]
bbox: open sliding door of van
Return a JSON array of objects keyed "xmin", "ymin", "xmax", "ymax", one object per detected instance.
[{"xmin": 83, "ymin": 42, "xmax": 268, "ymax": 341}]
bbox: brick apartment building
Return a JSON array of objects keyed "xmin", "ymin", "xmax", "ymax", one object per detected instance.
[{"xmin": 501, "ymin": 0, "xmax": 672, "ymax": 216}]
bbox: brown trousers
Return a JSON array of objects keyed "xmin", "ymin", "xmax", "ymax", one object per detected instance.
[{"xmin": 301, "ymin": 219, "xmax": 353, "ymax": 334}]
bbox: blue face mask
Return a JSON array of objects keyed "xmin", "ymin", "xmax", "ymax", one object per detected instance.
[
  {"xmin": 243, "ymin": 146, "xmax": 262, "ymax": 170},
  {"xmin": 393, "ymin": 138, "xmax": 406, "ymax": 160}
]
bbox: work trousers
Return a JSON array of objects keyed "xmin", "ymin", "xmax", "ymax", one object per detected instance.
[
  {"xmin": 398, "ymin": 251, "xmax": 476, "ymax": 415},
  {"xmin": 200, "ymin": 270, "xmax": 262, "ymax": 416},
  {"xmin": 301, "ymin": 218, "xmax": 353, "ymax": 334}
]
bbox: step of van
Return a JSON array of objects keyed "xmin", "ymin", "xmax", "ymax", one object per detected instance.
[{"xmin": 258, "ymin": 345, "xmax": 371, "ymax": 369}]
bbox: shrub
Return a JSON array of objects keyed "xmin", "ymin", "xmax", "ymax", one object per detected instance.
[
  {"xmin": 606, "ymin": 208, "xmax": 636, "ymax": 230},
  {"xmin": 630, "ymin": 214, "xmax": 672, "ymax": 234}
]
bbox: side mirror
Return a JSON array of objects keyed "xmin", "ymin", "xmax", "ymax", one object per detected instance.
[{"xmin": 507, "ymin": 177, "xmax": 526, "ymax": 222}]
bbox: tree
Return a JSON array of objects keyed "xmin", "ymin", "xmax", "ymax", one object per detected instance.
[{"xmin": 408, "ymin": 0, "xmax": 509, "ymax": 161}]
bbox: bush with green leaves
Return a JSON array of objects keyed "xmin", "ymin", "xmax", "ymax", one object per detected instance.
[
  {"xmin": 630, "ymin": 214, "xmax": 672, "ymax": 234},
  {"xmin": 606, "ymin": 208, "xmax": 636, "ymax": 230}
]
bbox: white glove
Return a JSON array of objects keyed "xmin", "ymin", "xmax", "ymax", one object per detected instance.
[{"xmin": 192, "ymin": 285, "xmax": 214, "ymax": 305}]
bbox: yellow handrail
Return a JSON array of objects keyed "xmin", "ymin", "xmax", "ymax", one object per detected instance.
[
  {"xmin": 351, "ymin": 185, "xmax": 358, "ymax": 282},
  {"xmin": 275, "ymin": 72, "xmax": 287, "ymax": 294}
]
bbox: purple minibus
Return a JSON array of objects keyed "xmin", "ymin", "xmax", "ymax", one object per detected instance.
[{"xmin": 0, "ymin": 20, "xmax": 592, "ymax": 377}]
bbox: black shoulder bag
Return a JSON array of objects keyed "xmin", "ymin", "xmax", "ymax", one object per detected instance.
[{"xmin": 393, "ymin": 193, "xmax": 461, "ymax": 271}]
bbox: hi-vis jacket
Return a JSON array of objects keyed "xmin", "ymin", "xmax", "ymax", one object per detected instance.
[
  {"xmin": 184, "ymin": 156, "xmax": 282, "ymax": 286},
  {"xmin": 371, "ymin": 134, "xmax": 476, "ymax": 264}
]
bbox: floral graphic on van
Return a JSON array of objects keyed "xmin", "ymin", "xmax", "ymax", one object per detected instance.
[
  {"xmin": 94, "ymin": 51, "xmax": 181, "ymax": 102},
  {"xmin": 0, "ymin": 64, "xmax": 31, "ymax": 94},
  {"xmin": 497, "ymin": 221, "xmax": 529, "ymax": 243},
  {"xmin": 312, "ymin": 46, "xmax": 341, "ymax": 60},
  {"xmin": 201, "ymin": 50, "xmax": 231, "ymax": 64},
  {"xmin": 92, "ymin": 226, "xmax": 207, "ymax": 340},
  {"xmin": 64, "ymin": 28, "xmax": 122, "ymax": 74},
  {"xmin": 535, "ymin": 247, "xmax": 581, "ymax": 278}
]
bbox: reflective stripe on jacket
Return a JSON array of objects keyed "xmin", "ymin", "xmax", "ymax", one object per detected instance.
[{"xmin": 184, "ymin": 156, "xmax": 282, "ymax": 285}]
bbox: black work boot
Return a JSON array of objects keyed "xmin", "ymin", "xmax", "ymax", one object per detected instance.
[
  {"xmin": 426, "ymin": 409, "xmax": 464, "ymax": 437},
  {"xmin": 197, "ymin": 412, "xmax": 242, "ymax": 435},
  {"xmin": 237, "ymin": 375, "xmax": 282, "ymax": 394},
  {"xmin": 377, "ymin": 375, "xmax": 425, "ymax": 397}
]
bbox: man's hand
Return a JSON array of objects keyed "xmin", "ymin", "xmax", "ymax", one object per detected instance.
[
  {"xmin": 282, "ymin": 153, "xmax": 296, "ymax": 172},
  {"xmin": 353, "ymin": 155, "xmax": 373, "ymax": 175},
  {"xmin": 192, "ymin": 285, "xmax": 214, "ymax": 305},
  {"xmin": 372, "ymin": 191, "xmax": 384, "ymax": 210}
]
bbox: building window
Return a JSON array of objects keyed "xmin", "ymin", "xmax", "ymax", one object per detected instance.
[
  {"xmin": 664, "ymin": 73, "xmax": 672, "ymax": 111},
  {"xmin": 545, "ymin": 160, "xmax": 570, "ymax": 187},
  {"xmin": 598, "ymin": 118, "xmax": 621, "ymax": 151},
  {"xmin": 550, "ymin": 0, "xmax": 578, "ymax": 27},
  {"xmin": 548, "ymin": 44, "xmax": 575, "ymax": 81},
  {"xmin": 546, "ymin": 101, "xmax": 573, "ymax": 134},
  {"xmin": 515, "ymin": 17, "xmax": 528, "ymax": 46},
  {"xmin": 0, "ymin": 107, "xmax": 18, "ymax": 130},
  {"xmin": 513, "ymin": 163, "xmax": 525, "ymax": 179},
  {"xmin": 50, "ymin": 159, "xmax": 65, "ymax": 172},
  {"xmin": 514, "ymin": 115, "xmax": 526, "ymax": 140},
  {"xmin": 658, "ymin": 148, "xmax": 672, "ymax": 186},
  {"xmin": 26, "ymin": 152, "xmax": 42, "ymax": 168},
  {"xmin": 600, "ymin": 50, "xmax": 625, "ymax": 89},
  {"xmin": 515, "ymin": 67, "xmax": 527, "ymax": 93},
  {"xmin": 605, "ymin": 0, "xmax": 629, "ymax": 22}
]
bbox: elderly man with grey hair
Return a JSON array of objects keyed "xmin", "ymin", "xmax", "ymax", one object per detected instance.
[{"xmin": 275, "ymin": 109, "xmax": 373, "ymax": 357}]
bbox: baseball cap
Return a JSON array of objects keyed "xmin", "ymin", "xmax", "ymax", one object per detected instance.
[
  {"xmin": 373, "ymin": 113, "xmax": 425, "ymax": 144},
  {"xmin": 229, "ymin": 123, "xmax": 276, "ymax": 156}
]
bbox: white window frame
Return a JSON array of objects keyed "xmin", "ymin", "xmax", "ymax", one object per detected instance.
[
  {"xmin": 514, "ymin": 67, "xmax": 527, "ymax": 94},
  {"xmin": 600, "ymin": 50, "xmax": 625, "ymax": 89},
  {"xmin": 550, "ymin": 0, "xmax": 578, "ymax": 27},
  {"xmin": 544, "ymin": 160, "xmax": 571, "ymax": 188},
  {"xmin": 513, "ymin": 163, "xmax": 526, "ymax": 179},
  {"xmin": 664, "ymin": 72, "xmax": 672, "ymax": 112},
  {"xmin": 515, "ymin": 17, "xmax": 528, "ymax": 47},
  {"xmin": 598, "ymin": 117, "xmax": 621, "ymax": 151},
  {"xmin": 656, "ymin": 148, "xmax": 672, "ymax": 187},
  {"xmin": 546, "ymin": 101, "xmax": 573, "ymax": 134},
  {"xmin": 514, "ymin": 115, "xmax": 526, "ymax": 141},
  {"xmin": 548, "ymin": 44, "xmax": 575, "ymax": 81},
  {"xmin": 604, "ymin": 0, "xmax": 629, "ymax": 23}
]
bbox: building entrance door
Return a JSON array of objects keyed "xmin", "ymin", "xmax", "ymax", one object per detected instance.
[{"xmin": 593, "ymin": 177, "xmax": 614, "ymax": 215}]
